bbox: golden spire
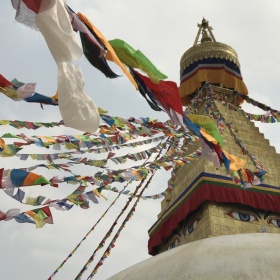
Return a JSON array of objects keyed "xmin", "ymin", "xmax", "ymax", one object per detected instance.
[
  {"xmin": 179, "ymin": 18, "xmax": 248, "ymax": 105},
  {"xmin": 201, "ymin": 29, "xmax": 212, "ymax": 43},
  {"xmin": 180, "ymin": 18, "xmax": 240, "ymax": 73},
  {"xmin": 194, "ymin": 17, "xmax": 216, "ymax": 45}
]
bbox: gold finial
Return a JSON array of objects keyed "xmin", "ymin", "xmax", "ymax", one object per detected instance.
[
  {"xmin": 197, "ymin": 17, "xmax": 209, "ymax": 29},
  {"xmin": 194, "ymin": 18, "xmax": 216, "ymax": 46},
  {"xmin": 201, "ymin": 29, "xmax": 212, "ymax": 43}
]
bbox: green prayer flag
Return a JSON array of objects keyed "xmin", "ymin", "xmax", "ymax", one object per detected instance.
[{"xmin": 109, "ymin": 39, "xmax": 167, "ymax": 83}]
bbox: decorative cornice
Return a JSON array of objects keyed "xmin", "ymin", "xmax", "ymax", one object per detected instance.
[{"xmin": 180, "ymin": 41, "xmax": 240, "ymax": 75}]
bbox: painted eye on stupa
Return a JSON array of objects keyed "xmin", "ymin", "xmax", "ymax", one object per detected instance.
[
  {"xmin": 167, "ymin": 237, "xmax": 180, "ymax": 250},
  {"xmin": 227, "ymin": 211, "xmax": 258, "ymax": 222},
  {"xmin": 267, "ymin": 217, "xmax": 280, "ymax": 228},
  {"xmin": 185, "ymin": 219, "xmax": 199, "ymax": 235}
]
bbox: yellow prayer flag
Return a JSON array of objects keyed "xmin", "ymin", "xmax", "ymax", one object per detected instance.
[
  {"xmin": 200, "ymin": 128, "xmax": 218, "ymax": 145},
  {"xmin": 223, "ymin": 150, "xmax": 246, "ymax": 171},
  {"xmin": 77, "ymin": 13, "xmax": 138, "ymax": 90}
]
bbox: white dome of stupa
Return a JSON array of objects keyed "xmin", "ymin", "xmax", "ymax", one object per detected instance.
[{"xmin": 108, "ymin": 233, "xmax": 280, "ymax": 280}]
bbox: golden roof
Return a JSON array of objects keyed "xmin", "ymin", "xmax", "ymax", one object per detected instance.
[{"xmin": 180, "ymin": 18, "xmax": 240, "ymax": 75}]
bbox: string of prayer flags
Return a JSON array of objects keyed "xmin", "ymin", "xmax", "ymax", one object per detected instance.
[
  {"xmin": 187, "ymin": 114, "xmax": 223, "ymax": 146},
  {"xmin": 24, "ymin": 166, "xmax": 149, "ymax": 189},
  {"xmin": 105, "ymin": 184, "xmax": 165, "ymax": 200},
  {"xmin": 247, "ymin": 112, "xmax": 279, "ymax": 123},
  {"xmin": 219, "ymin": 98, "xmax": 279, "ymax": 123},
  {"xmin": 17, "ymin": 189, "xmax": 98, "ymax": 213},
  {"xmin": 0, "ymin": 168, "xmax": 51, "ymax": 189},
  {"xmin": 0, "ymin": 206, "xmax": 53, "ymax": 228},
  {"xmin": 206, "ymin": 88, "xmax": 266, "ymax": 172},
  {"xmin": 0, "ymin": 119, "xmax": 64, "ymax": 130},
  {"xmin": 131, "ymin": 69, "xmax": 185, "ymax": 127},
  {"xmin": 77, "ymin": 12, "xmax": 138, "ymax": 90},
  {"xmin": 207, "ymin": 91, "xmax": 280, "ymax": 123},
  {"xmin": 109, "ymin": 39, "xmax": 167, "ymax": 83},
  {"xmin": 0, "ymin": 113, "xmax": 192, "ymax": 149},
  {"xmin": 234, "ymin": 90, "xmax": 280, "ymax": 115},
  {"xmin": 0, "ymin": 140, "xmax": 22, "ymax": 157},
  {"xmin": 0, "ymin": 168, "xmax": 52, "ymax": 207},
  {"xmin": 0, "ymin": 138, "xmax": 5, "ymax": 152},
  {"xmin": 129, "ymin": 68, "xmax": 163, "ymax": 111},
  {"xmin": 24, "ymin": 206, "xmax": 53, "ymax": 228},
  {"xmin": 188, "ymin": 83, "xmax": 267, "ymax": 186},
  {"xmin": 67, "ymin": 6, "xmax": 119, "ymax": 79},
  {"xmin": 86, "ymin": 173, "xmax": 156, "ymax": 279},
  {"xmin": 1, "ymin": 209, "xmax": 40, "ymax": 225},
  {"xmin": 203, "ymin": 84, "xmax": 267, "ymax": 186},
  {"xmin": 48, "ymin": 183, "xmax": 131, "ymax": 280},
  {"xmin": 0, "ymin": 208, "xmax": 21, "ymax": 221},
  {"xmin": 74, "ymin": 166, "xmax": 158, "ymax": 279},
  {"xmin": 1, "ymin": 107, "xmax": 263, "ymax": 188},
  {"xmin": 1, "ymin": 119, "xmax": 188, "ymax": 156},
  {"xmin": 16, "ymin": 136, "xmax": 166, "ymax": 162},
  {"xmin": 0, "ymin": 74, "xmax": 58, "ymax": 105},
  {"xmin": 1, "ymin": 184, "xmax": 104, "ymax": 227},
  {"xmin": 14, "ymin": 141, "xmax": 200, "ymax": 192},
  {"xmin": 67, "ymin": 185, "xmax": 89, "ymax": 209}
]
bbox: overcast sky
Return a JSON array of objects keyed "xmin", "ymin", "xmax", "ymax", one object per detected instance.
[{"xmin": 1, "ymin": 1, "xmax": 280, "ymax": 279}]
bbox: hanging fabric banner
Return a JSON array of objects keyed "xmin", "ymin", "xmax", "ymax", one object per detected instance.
[
  {"xmin": 109, "ymin": 39, "xmax": 167, "ymax": 83},
  {"xmin": 0, "ymin": 74, "xmax": 58, "ymax": 105}
]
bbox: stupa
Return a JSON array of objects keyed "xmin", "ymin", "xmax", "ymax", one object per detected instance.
[{"xmin": 108, "ymin": 18, "xmax": 280, "ymax": 280}]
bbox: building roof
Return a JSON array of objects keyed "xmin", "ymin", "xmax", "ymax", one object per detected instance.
[{"xmin": 179, "ymin": 18, "xmax": 248, "ymax": 105}]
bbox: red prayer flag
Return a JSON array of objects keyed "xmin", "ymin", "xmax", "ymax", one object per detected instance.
[
  {"xmin": 133, "ymin": 71, "xmax": 183, "ymax": 115},
  {"xmin": 22, "ymin": 0, "xmax": 43, "ymax": 13},
  {"xmin": 0, "ymin": 210, "xmax": 7, "ymax": 221},
  {"xmin": 0, "ymin": 74, "xmax": 13, "ymax": 88}
]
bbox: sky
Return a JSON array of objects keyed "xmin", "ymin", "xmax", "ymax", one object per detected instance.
[{"xmin": 0, "ymin": 1, "xmax": 280, "ymax": 280}]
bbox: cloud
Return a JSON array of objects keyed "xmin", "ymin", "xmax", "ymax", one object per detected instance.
[{"xmin": 0, "ymin": 1, "xmax": 279, "ymax": 280}]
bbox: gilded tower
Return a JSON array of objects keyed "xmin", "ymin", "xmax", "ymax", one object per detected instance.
[
  {"xmin": 148, "ymin": 18, "xmax": 280, "ymax": 256},
  {"xmin": 109, "ymin": 19, "xmax": 280, "ymax": 280}
]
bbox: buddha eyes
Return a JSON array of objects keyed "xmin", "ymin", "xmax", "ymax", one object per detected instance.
[
  {"xmin": 267, "ymin": 217, "xmax": 280, "ymax": 228},
  {"xmin": 185, "ymin": 219, "xmax": 199, "ymax": 235},
  {"xmin": 227, "ymin": 211, "xmax": 258, "ymax": 222},
  {"xmin": 227, "ymin": 212, "xmax": 280, "ymax": 228},
  {"xmin": 167, "ymin": 242, "xmax": 176, "ymax": 250},
  {"xmin": 167, "ymin": 238, "xmax": 180, "ymax": 250}
]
